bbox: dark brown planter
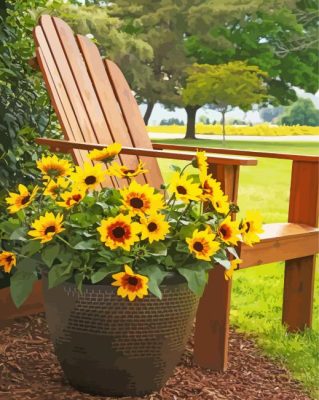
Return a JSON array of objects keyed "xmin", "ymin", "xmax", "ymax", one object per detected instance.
[{"xmin": 42, "ymin": 273, "xmax": 199, "ymax": 397}]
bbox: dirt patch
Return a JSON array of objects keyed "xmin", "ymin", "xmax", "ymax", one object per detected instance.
[{"xmin": 0, "ymin": 314, "xmax": 311, "ymax": 400}]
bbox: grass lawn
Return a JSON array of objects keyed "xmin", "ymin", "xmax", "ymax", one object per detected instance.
[{"xmin": 154, "ymin": 138, "xmax": 319, "ymax": 398}]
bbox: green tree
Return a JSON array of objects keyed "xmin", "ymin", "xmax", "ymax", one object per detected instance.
[
  {"xmin": 280, "ymin": 99, "xmax": 319, "ymax": 126},
  {"xmin": 186, "ymin": 2, "xmax": 318, "ymax": 106},
  {"xmin": 183, "ymin": 62, "xmax": 268, "ymax": 141},
  {"xmin": 0, "ymin": 0, "xmax": 59, "ymax": 198}
]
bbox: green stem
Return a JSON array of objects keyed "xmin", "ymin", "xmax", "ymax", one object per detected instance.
[
  {"xmin": 56, "ymin": 235, "xmax": 73, "ymax": 248},
  {"xmin": 175, "ymin": 202, "xmax": 192, "ymax": 229}
]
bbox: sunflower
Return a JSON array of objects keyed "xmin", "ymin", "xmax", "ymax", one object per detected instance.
[
  {"xmin": 194, "ymin": 150, "xmax": 208, "ymax": 178},
  {"xmin": 169, "ymin": 172, "xmax": 202, "ymax": 204},
  {"xmin": 140, "ymin": 213, "xmax": 170, "ymax": 243},
  {"xmin": 112, "ymin": 265, "xmax": 148, "ymax": 301},
  {"xmin": 28, "ymin": 212, "xmax": 64, "ymax": 243},
  {"xmin": 43, "ymin": 177, "xmax": 70, "ymax": 199},
  {"xmin": 120, "ymin": 180, "xmax": 164, "ymax": 215},
  {"xmin": 88, "ymin": 143, "xmax": 122, "ymax": 162},
  {"xmin": 71, "ymin": 162, "xmax": 107, "ymax": 191},
  {"xmin": 97, "ymin": 214, "xmax": 140, "ymax": 251},
  {"xmin": 212, "ymin": 193, "xmax": 230, "ymax": 215},
  {"xmin": 224, "ymin": 258, "xmax": 242, "ymax": 281},
  {"xmin": 0, "ymin": 251, "xmax": 16, "ymax": 273},
  {"xmin": 6, "ymin": 184, "xmax": 38, "ymax": 214},
  {"xmin": 106, "ymin": 160, "xmax": 148, "ymax": 179},
  {"xmin": 199, "ymin": 174, "xmax": 223, "ymax": 202},
  {"xmin": 218, "ymin": 216, "xmax": 240, "ymax": 245},
  {"xmin": 37, "ymin": 155, "xmax": 72, "ymax": 179},
  {"xmin": 186, "ymin": 228, "xmax": 220, "ymax": 261},
  {"xmin": 240, "ymin": 211, "xmax": 264, "ymax": 246},
  {"xmin": 56, "ymin": 188, "xmax": 86, "ymax": 208}
]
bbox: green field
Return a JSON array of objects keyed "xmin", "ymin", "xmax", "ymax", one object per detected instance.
[{"xmin": 154, "ymin": 138, "xmax": 319, "ymax": 398}]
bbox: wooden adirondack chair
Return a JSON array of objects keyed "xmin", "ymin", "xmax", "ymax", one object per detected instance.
[{"xmin": 28, "ymin": 15, "xmax": 318, "ymax": 372}]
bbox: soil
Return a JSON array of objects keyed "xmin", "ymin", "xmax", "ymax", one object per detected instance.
[{"xmin": 0, "ymin": 313, "xmax": 311, "ymax": 400}]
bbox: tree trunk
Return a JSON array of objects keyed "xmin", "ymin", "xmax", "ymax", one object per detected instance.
[
  {"xmin": 184, "ymin": 105, "xmax": 199, "ymax": 139},
  {"xmin": 221, "ymin": 111, "xmax": 226, "ymax": 144},
  {"xmin": 143, "ymin": 102, "xmax": 155, "ymax": 126}
]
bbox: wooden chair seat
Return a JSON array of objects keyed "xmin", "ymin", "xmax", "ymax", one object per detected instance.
[{"xmin": 239, "ymin": 223, "xmax": 319, "ymax": 268}]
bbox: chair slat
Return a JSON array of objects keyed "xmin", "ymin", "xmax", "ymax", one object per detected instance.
[
  {"xmin": 105, "ymin": 60, "xmax": 164, "ymax": 188},
  {"xmin": 33, "ymin": 16, "xmax": 114, "ymax": 186},
  {"xmin": 75, "ymin": 33, "xmax": 147, "ymax": 185}
]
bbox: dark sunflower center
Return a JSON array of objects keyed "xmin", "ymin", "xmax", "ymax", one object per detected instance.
[
  {"xmin": 72, "ymin": 194, "xmax": 82, "ymax": 202},
  {"xmin": 85, "ymin": 175, "xmax": 97, "ymax": 185},
  {"xmin": 21, "ymin": 195, "xmax": 30, "ymax": 205},
  {"xmin": 6, "ymin": 256, "xmax": 13, "ymax": 263},
  {"xmin": 130, "ymin": 197, "xmax": 144, "ymax": 209},
  {"xmin": 193, "ymin": 241, "xmax": 204, "ymax": 252},
  {"xmin": 44, "ymin": 225, "xmax": 56, "ymax": 235},
  {"xmin": 127, "ymin": 276, "xmax": 139, "ymax": 286},
  {"xmin": 245, "ymin": 222, "xmax": 251, "ymax": 233},
  {"xmin": 148, "ymin": 222, "xmax": 158, "ymax": 232},
  {"xmin": 177, "ymin": 185, "xmax": 187, "ymax": 195},
  {"xmin": 112, "ymin": 226, "xmax": 125, "ymax": 238},
  {"xmin": 220, "ymin": 226, "xmax": 230, "ymax": 238},
  {"xmin": 123, "ymin": 169, "xmax": 136, "ymax": 174}
]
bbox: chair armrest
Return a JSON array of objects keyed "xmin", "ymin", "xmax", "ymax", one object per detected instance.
[
  {"xmin": 153, "ymin": 142, "xmax": 319, "ymax": 162},
  {"xmin": 35, "ymin": 138, "xmax": 257, "ymax": 166}
]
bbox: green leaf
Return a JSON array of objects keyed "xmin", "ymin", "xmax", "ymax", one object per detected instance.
[
  {"xmin": 178, "ymin": 225, "xmax": 196, "ymax": 239},
  {"xmin": 0, "ymin": 220, "xmax": 20, "ymax": 235},
  {"xmin": 74, "ymin": 272, "xmax": 84, "ymax": 293},
  {"xmin": 10, "ymin": 269, "xmax": 37, "ymax": 308},
  {"xmin": 140, "ymin": 265, "xmax": 168, "ymax": 300},
  {"xmin": 91, "ymin": 265, "xmax": 120, "ymax": 284},
  {"xmin": 176, "ymin": 241, "xmax": 189, "ymax": 254},
  {"xmin": 48, "ymin": 263, "xmax": 72, "ymax": 288},
  {"xmin": 113, "ymin": 256, "xmax": 134, "ymax": 265},
  {"xmin": 10, "ymin": 227, "xmax": 27, "ymax": 241},
  {"xmin": 148, "ymin": 241, "xmax": 167, "ymax": 256},
  {"xmin": 41, "ymin": 243, "xmax": 60, "ymax": 268},
  {"xmin": 21, "ymin": 240, "xmax": 42, "ymax": 257},
  {"xmin": 177, "ymin": 267, "xmax": 207, "ymax": 297},
  {"xmin": 73, "ymin": 239, "xmax": 99, "ymax": 250}
]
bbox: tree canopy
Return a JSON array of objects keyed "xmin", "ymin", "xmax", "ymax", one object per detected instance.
[
  {"xmin": 183, "ymin": 61, "xmax": 268, "ymax": 140},
  {"xmin": 280, "ymin": 99, "xmax": 319, "ymax": 126}
]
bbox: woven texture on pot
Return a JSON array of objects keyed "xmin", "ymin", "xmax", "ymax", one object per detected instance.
[{"xmin": 42, "ymin": 274, "xmax": 199, "ymax": 397}]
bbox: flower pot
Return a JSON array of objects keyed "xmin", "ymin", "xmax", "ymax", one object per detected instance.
[{"xmin": 42, "ymin": 273, "xmax": 199, "ymax": 397}]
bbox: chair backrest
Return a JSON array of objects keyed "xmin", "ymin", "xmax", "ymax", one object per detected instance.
[{"xmin": 33, "ymin": 15, "xmax": 163, "ymax": 189}]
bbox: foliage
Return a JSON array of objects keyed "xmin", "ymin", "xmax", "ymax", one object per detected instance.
[
  {"xmin": 160, "ymin": 118, "xmax": 184, "ymax": 126},
  {"xmin": 186, "ymin": 1, "xmax": 319, "ymax": 105},
  {"xmin": 183, "ymin": 62, "xmax": 269, "ymax": 140},
  {"xmin": 0, "ymin": 145, "xmax": 261, "ymax": 306},
  {"xmin": 280, "ymin": 98, "xmax": 319, "ymax": 126},
  {"xmin": 148, "ymin": 123, "xmax": 319, "ymax": 136},
  {"xmin": 0, "ymin": 0, "xmax": 59, "ymax": 199}
]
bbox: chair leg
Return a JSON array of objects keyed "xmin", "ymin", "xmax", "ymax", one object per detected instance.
[
  {"xmin": 194, "ymin": 264, "xmax": 232, "ymax": 371},
  {"xmin": 282, "ymin": 256, "xmax": 316, "ymax": 332}
]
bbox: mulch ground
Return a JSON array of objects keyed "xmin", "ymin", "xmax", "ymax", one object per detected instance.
[{"xmin": 0, "ymin": 313, "xmax": 312, "ymax": 400}]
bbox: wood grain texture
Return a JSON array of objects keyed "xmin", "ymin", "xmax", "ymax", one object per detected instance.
[
  {"xmin": 282, "ymin": 160, "xmax": 319, "ymax": 331},
  {"xmin": 239, "ymin": 223, "xmax": 319, "ymax": 269},
  {"xmin": 105, "ymin": 59, "xmax": 164, "ymax": 188},
  {"xmin": 0, "ymin": 281, "xmax": 44, "ymax": 326},
  {"xmin": 35, "ymin": 138, "xmax": 258, "ymax": 166},
  {"xmin": 153, "ymin": 143, "xmax": 319, "ymax": 162}
]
